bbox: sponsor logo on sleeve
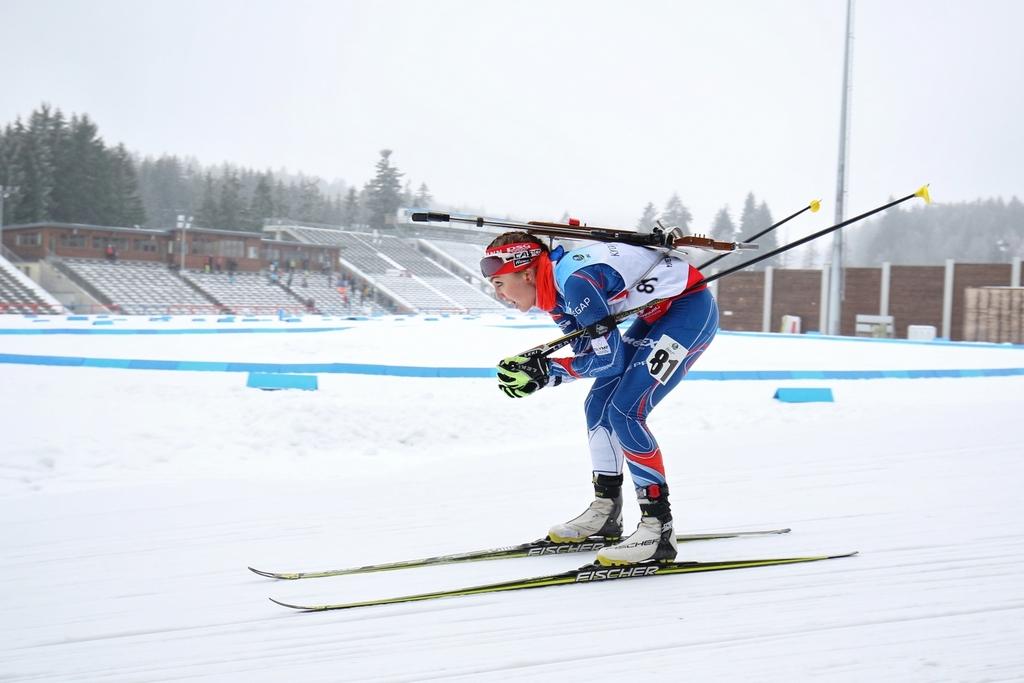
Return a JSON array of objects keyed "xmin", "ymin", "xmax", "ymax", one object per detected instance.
[{"xmin": 569, "ymin": 297, "xmax": 591, "ymax": 316}]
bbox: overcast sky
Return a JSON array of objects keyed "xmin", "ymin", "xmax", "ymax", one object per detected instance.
[{"xmin": 2, "ymin": 0, "xmax": 1022, "ymax": 238}]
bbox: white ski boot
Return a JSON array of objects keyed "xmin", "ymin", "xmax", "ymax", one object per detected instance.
[
  {"xmin": 547, "ymin": 473, "xmax": 624, "ymax": 543},
  {"xmin": 596, "ymin": 483, "xmax": 678, "ymax": 566}
]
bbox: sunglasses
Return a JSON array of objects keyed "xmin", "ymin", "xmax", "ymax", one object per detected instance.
[{"xmin": 479, "ymin": 246, "xmax": 543, "ymax": 278}]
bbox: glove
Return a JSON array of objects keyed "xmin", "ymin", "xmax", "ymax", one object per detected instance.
[{"xmin": 496, "ymin": 354, "xmax": 549, "ymax": 398}]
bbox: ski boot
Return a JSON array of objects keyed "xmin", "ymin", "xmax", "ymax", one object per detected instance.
[
  {"xmin": 595, "ymin": 483, "xmax": 678, "ymax": 566},
  {"xmin": 547, "ymin": 473, "xmax": 624, "ymax": 543}
]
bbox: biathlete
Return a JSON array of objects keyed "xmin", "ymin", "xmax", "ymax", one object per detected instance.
[{"xmin": 482, "ymin": 231, "xmax": 719, "ymax": 566}]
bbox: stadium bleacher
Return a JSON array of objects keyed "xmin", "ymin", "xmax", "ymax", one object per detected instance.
[
  {"xmin": 285, "ymin": 272, "xmax": 387, "ymax": 316},
  {"xmin": 181, "ymin": 271, "xmax": 310, "ymax": 315},
  {"xmin": 1, "ymin": 226, "xmax": 510, "ymax": 316},
  {"xmin": 421, "ymin": 239, "xmax": 487, "ymax": 276},
  {"xmin": 0, "ymin": 254, "xmax": 63, "ymax": 314},
  {"xmin": 60, "ymin": 259, "xmax": 216, "ymax": 315},
  {"xmin": 280, "ymin": 226, "xmax": 506, "ymax": 313}
]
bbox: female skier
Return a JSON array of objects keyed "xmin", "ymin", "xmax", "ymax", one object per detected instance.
[{"xmin": 482, "ymin": 232, "xmax": 719, "ymax": 566}]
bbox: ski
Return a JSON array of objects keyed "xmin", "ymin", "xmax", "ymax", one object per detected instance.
[
  {"xmin": 270, "ymin": 551, "xmax": 858, "ymax": 612},
  {"xmin": 248, "ymin": 527, "xmax": 790, "ymax": 580}
]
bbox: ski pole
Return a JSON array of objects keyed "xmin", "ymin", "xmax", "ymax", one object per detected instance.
[
  {"xmin": 524, "ymin": 185, "xmax": 930, "ymax": 357},
  {"xmin": 698, "ymin": 199, "xmax": 821, "ymax": 270}
]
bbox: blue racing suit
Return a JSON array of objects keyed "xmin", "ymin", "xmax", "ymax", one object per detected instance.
[{"xmin": 544, "ymin": 242, "xmax": 719, "ymax": 490}]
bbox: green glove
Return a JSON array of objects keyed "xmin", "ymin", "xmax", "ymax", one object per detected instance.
[{"xmin": 496, "ymin": 354, "xmax": 550, "ymax": 398}]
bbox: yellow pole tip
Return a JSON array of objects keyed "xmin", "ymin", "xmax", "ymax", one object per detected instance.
[
  {"xmin": 809, "ymin": 199, "xmax": 822, "ymax": 213},
  {"xmin": 915, "ymin": 184, "xmax": 932, "ymax": 204}
]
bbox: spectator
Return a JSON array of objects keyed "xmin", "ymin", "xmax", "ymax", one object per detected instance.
[{"xmin": 105, "ymin": 244, "xmax": 116, "ymax": 262}]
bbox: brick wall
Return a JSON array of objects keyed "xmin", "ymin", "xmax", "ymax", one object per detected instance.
[
  {"xmin": 840, "ymin": 268, "xmax": 882, "ymax": 336},
  {"xmin": 717, "ymin": 272, "xmax": 764, "ymax": 331},
  {"xmin": 887, "ymin": 266, "xmax": 945, "ymax": 338},
  {"xmin": 771, "ymin": 269, "xmax": 822, "ymax": 333},
  {"xmin": 711, "ymin": 264, "xmax": 1014, "ymax": 340}
]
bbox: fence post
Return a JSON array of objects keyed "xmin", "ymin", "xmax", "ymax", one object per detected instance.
[
  {"xmin": 942, "ymin": 259, "xmax": 955, "ymax": 340},
  {"xmin": 879, "ymin": 261, "xmax": 891, "ymax": 316},
  {"xmin": 762, "ymin": 266, "xmax": 774, "ymax": 333},
  {"xmin": 818, "ymin": 267, "xmax": 830, "ymax": 334},
  {"xmin": 1012, "ymin": 256, "xmax": 1022, "ymax": 287}
]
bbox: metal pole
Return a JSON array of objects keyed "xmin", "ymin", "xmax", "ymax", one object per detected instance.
[
  {"xmin": 0, "ymin": 185, "xmax": 8, "ymax": 252},
  {"xmin": 942, "ymin": 258, "xmax": 955, "ymax": 340},
  {"xmin": 177, "ymin": 214, "xmax": 192, "ymax": 272},
  {"xmin": 762, "ymin": 266, "xmax": 774, "ymax": 333},
  {"xmin": 828, "ymin": 0, "xmax": 855, "ymax": 335}
]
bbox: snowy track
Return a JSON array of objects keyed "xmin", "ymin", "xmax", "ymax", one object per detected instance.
[{"xmin": 2, "ymin": 316, "xmax": 1023, "ymax": 681}]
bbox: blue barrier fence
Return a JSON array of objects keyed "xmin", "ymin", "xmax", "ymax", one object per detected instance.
[{"xmin": 0, "ymin": 352, "xmax": 1021, "ymax": 380}]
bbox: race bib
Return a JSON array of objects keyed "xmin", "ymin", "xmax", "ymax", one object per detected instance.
[{"xmin": 647, "ymin": 334, "xmax": 688, "ymax": 385}]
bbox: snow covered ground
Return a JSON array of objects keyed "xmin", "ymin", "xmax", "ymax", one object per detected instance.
[{"xmin": 2, "ymin": 314, "xmax": 1023, "ymax": 681}]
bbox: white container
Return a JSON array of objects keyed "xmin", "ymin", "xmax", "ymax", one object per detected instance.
[
  {"xmin": 907, "ymin": 324, "xmax": 937, "ymax": 341},
  {"xmin": 780, "ymin": 315, "xmax": 801, "ymax": 334}
]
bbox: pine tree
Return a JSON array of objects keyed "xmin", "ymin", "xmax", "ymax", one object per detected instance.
[
  {"xmin": 55, "ymin": 114, "xmax": 108, "ymax": 224},
  {"xmin": 272, "ymin": 178, "xmax": 290, "ymax": 221},
  {"xmin": 45, "ymin": 107, "xmax": 72, "ymax": 221},
  {"xmin": 138, "ymin": 155, "xmax": 189, "ymax": 228},
  {"xmin": 738, "ymin": 193, "xmax": 758, "ymax": 239},
  {"xmin": 106, "ymin": 143, "xmax": 146, "ymax": 226},
  {"xmin": 296, "ymin": 177, "xmax": 322, "ymax": 223},
  {"xmin": 737, "ymin": 194, "xmax": 776, "ymax": 270},
  {"xmin": 342, "ymin": 187, "xmax": 359, "ymax": 227},
  {"xmin": 636, "ymin": 202, "xmax": 658, "ymax": 232},
  {"xmin": 0, "ymin": 121, "xmax": 28, "ymax": 223},
  {"xmin": 248, "ymin": 173, "xmax": 274, "ymax": 230},
  {"xmin": 7, "ymin": 109, "xmax": 57, "ymax": 223},
  {"xmin": 366, "ymin": 149, "xmax": 403, "ymax": 229},
  {"xmin": 196, "ymin": 172, "xmax": 219, "ymax": 227},
  {"xmin": 752, "ymin": 200, "xmax": 777, "ymax": 269},
  {"xmin": 219, "ymin": 168, "xmax": 243, "ymax": 229},
  {"xmin": 661, "ymin": 193, "xmax": 693, "ymax": 231},
  {"xmin": 414, "ymin": 182, "xmax": 433, "ymax": 208},
  {"xmin": 710, "ymin": 206, "xmax": 736, "ymax": 242},
  {"xmin": 322, "ymin": 193, "xmax": 343, "ymax": 225}
]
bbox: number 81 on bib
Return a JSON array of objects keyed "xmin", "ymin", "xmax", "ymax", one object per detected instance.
[{"xmin": 646, "ymin": 334, "xmax": 688, "ymax": 385}]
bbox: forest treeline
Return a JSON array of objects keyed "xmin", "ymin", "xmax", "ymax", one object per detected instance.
[{"xmin": 2, "ymin": 105, "xmax": 1020, "ymax": 266}]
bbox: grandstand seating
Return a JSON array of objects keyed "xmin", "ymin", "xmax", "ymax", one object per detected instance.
[
  {"xmin": 280, "ymin": 227, "xmax": 505, "ymax": 313},
  {"xmin": 1, "ymin": 227, "xmax": 511, "ymax": 316},
  {"xmin": 267, "ymin": 271, "xmax": 386, "ymax": 316},
  {"xmin": 422, "ymin": 239, "xmax": 487, "ymax": 276},
  {"xmin": 181, "ymin": 271, "xmax": 310, "ymax": 315},
  {"xmin": 60, "ymin": 259, "xmax": 216, "ymax": 315},
  {"xmin": 0, "ymin": 255, "xmax": 63, "ymax": 314}
]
